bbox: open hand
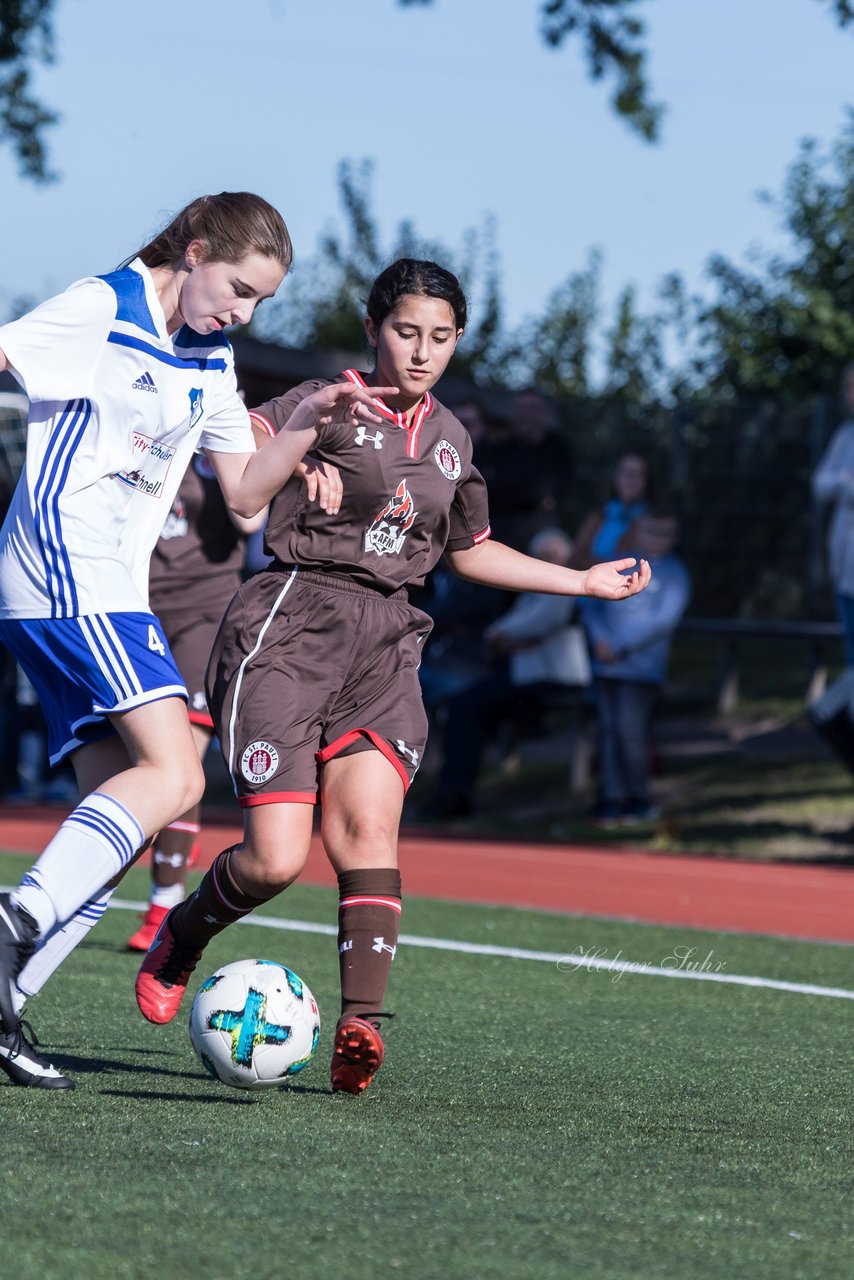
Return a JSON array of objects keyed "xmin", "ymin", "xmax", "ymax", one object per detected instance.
[
  {"xmin": 294, "ymin": 457, "xmax": 343, "ymax": 515},
  {"xmin": 583, "ymin": 557, "xmax": 652, "ymax": 600},
  {"xmin": 301, "ymin": 382, "xmax": 400, "ymax": 432}
]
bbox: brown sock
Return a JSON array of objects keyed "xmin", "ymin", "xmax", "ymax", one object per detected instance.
[
  {"xmin": 337, "ymin": 868, "xmax": 401, "ymax": 1021},
  {"xmin": 169, "ymin": 846, "xmax": 271, "ymax": 952}
]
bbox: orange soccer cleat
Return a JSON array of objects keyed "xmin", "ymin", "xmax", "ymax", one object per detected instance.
[
  {"xmin": 126, "ymin": 903, "xmax": 170, "ymax": 953},
  {"xmin": 135, "ymin": 911, "xmax": 202, "ymax": 1024},
  {"xmin": 330, "ymin": 1015, "xmax": 386, "ymax": 1095}
]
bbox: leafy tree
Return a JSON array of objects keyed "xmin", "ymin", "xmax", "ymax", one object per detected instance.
[
  {"xmin": 499, "ymin": 250, "xmax": 602, "ymax": 395},
  {"xmin": 602, "ymin": 282, "xmax": 667, "ymax": 405},
  {"xmin": 400, "ymin": 0, "xmax": 854, "ymax": 143},
  {"xmin": 698, "ymin": 111, "xmax": 854, "ymax": 398},
  {"xmin": 1, "ymin": 0, "xmax": 57, "ymax": 182},
  {"xmin": 253, "ymin": 158, "xmax": 505, "ymax": 374},
  {"xmin": 4, "ymin": 2, "xmax": 853, "ymax": 179}
]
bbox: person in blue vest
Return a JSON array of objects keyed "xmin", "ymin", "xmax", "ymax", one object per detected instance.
[{"xmin": 581, "ymin": 512, "xmax": 691, "ymax": 825}]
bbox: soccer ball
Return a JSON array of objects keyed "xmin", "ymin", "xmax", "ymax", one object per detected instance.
[{"xmin": 188, "ymin": 959, "xmax": 320, "ymax": 1091}]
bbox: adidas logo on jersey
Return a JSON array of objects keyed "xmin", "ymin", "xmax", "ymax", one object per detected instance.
[{"xmin": 132, "ymin": 371, "xmax": 158, "ymax": 393}]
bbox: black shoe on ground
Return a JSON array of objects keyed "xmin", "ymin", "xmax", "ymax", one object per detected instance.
[
  {"xmin": 0, "ymin": 893, "xmax": 39, "ymax": 1033},
  {"xmin": 0, "ymin": 1020, "xmax": 75, "ymax": 1090}
]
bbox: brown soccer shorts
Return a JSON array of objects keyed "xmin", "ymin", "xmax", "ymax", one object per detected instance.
[{"xmin": 206, "ymin": 566, "xmax": 433, "ymax": 806}]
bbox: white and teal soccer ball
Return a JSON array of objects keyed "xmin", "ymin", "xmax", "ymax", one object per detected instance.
[{"xmin": 188, "ymin": 959, "xmax": 320, "ymax": 1091}]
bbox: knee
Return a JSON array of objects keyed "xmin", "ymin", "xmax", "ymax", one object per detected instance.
[
  {"xmin": 322, "ymin": 812, "xmax": 397, "ymax": 866},
  {"xmin": 167, "ymin": 755, "xmax": 206, "ymax": 817},
  {"xmin": 231, "ymin": 841, "xmax": 307, "ymax": 897}
]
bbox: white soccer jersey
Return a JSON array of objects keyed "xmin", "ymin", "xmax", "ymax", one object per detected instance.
[{"xmin": 0, "ymin": 259, "xmax": 254, "ymax": 620}]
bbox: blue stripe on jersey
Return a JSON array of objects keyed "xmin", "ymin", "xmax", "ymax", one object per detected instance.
[
  {"xmin": 173, "ymin": 324, "xmax": 231, "ymax": 351},
  {"xmin": 48, "ymin": 400, "xmax": 91, "ymax": 617},
  {"xmin": 34, "ymin": 398, "xmax": 83, "ymax": 616},
  {"xmin": 32, "ymin": 399, "xmax": 91, "ymax": 618},
  {"xmin": 97, "ymin": 268, "xmax": 160, "ymax": 338},
  {"xmin": 32, "ymin": 400, "xmax": 75, "ymax": 613},
  {"xmin": 107, "ymin": 331, "xmax": 227, "ymax": 371}
]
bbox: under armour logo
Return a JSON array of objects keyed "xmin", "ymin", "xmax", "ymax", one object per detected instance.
[
  {"xmin": 338, "ymin": 940, "xmax": 353, "ymax": 954},
  {"xmin": 394, "ymin": 739, "xmax": 419, "ymax": 767},
  {"xmin": 355, "ymin": 426, "xmax": 383, "ymax": 449},
  {"xmin": 372, "ymin": 936, "xmax": 397, "ymax": 958}
]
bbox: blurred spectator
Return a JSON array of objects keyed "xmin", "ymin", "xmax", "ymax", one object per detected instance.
[
  {"xmin": 450, "ymin": 397, "xmax": 490, "ymax": 455},
  {"xmin": 570, "ymin": 451, "xmax": 651, "ymax": 570},
  {"xmin": 424, "ymin": 528, "xmax": 590, "ymax": 818},
  {"xmin": 413, "ymin": 395, "xmax": 509, "ymax": 711},
  {"xmin": 416, "ymin": 565, "xmax": 509, "ymax": 714},
  {"xmin": 581, "ymin": 514, "xmax": 691, "ymax": 826},
  {"xmin": 3, "ymin": 668, "xmax": 76, "ymax": 804},
  {"xmin": 812, "ymin": 362, "xmax": 854, "ymax": 664},
  {"xmin": 476, "ymin": 389, "xmax": 571, "ymax": 550}
]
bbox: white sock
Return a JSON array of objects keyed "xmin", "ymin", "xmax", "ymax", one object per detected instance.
[
  {"xmin": 11, "ymin": 792, "xmax": 144, "ymax": 937},
  {"xmin": 15, "ymin": 889, "xmax": 114, "ymax": 1007},
  {"xmin": 150, "ymin": 882, "xmax": 185, "ymax": 910}
]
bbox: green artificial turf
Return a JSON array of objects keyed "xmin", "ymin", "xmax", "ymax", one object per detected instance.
[{"xmin": 0, "ymin": 854, "xmax": 851, "ymax": 1280}]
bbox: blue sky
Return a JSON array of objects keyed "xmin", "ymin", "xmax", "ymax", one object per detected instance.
[{"xmin": 2, "ymin": 0, "xmax": 853, "ymax": 337}]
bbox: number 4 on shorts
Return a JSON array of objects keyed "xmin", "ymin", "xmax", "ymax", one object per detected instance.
[{"xmin": 148, "ymin": 624, "xmax": 165, "ymax": 657}]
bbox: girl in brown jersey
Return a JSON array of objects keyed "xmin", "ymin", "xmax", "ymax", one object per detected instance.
[{"xmin": 136, "ymin": 259, "xmax": 652, "ymax": 1096}]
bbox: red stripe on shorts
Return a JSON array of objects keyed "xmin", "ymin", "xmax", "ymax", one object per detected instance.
[
  {"xmin": 317, "ymin": 728, "xmax": 411, "ymax": 791},
  {"xmin": 239, "ymin": 791, "xmax": 317, "ymax": 807}
]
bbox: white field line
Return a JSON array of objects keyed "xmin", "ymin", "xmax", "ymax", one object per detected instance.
[{"xmin": 105, "ymin": 896, "xmax": 854, "ymax": 1002}]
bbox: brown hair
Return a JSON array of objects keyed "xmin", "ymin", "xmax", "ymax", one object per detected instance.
[{"xmin": 134, "ymin": 192, "xmax": 292, "ymax": 272}]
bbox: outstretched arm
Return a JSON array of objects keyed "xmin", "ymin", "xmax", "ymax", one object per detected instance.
[
  {"xmin": 446, "ymin": 538, "xmax": 651, "ymax": 600},
  {"xmin": 206, "ymin": 381, "xmax": 397, "ymax": 518}
]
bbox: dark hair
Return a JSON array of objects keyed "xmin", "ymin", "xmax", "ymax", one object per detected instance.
[
  {"xmin": 609, "ymin": 451, "xmax": 655, "ymax": 504},
  {"xmin": 133, "ymin": 192, "xmax": 293, "ymax": 271},
  {"xmin": 366, "ymin": 258, "xmax": 467, "ymax": 332}
]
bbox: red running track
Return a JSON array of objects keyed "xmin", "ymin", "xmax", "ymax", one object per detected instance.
[{"xmin": 2, "ymin": 807, "xmax": 852, "ymax": 944}]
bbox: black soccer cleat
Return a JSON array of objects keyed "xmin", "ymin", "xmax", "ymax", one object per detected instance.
[
  {"xmin": 0, "ymin": 893, "xmax": 39, "ymax": 1033},
  {"xmin": 0, "ymin": 1020, "xmax": 75, "ymax": 1090}
]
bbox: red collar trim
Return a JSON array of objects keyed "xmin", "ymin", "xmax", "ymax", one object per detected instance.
[{"xmin": 342, "ymin": 369, "xmax": 433, "ymax": 459}]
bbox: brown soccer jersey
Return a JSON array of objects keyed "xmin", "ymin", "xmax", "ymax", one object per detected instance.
[
  {"xmin": 207, "ymin": 373, "xmax": 491, "ymax": 805},
  {"xmin": 248, "ymin": 371, "xmax": 491, "ymax": 593}
]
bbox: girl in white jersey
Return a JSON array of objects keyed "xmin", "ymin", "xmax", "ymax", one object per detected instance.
[{"xmin": 0, "ymin": 192, "xmax": 393, "ymax": 1089}]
